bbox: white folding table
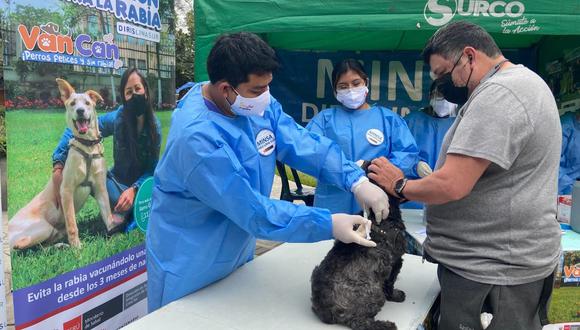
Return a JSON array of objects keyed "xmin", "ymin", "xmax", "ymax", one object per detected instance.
[{"xmin": 125, "ymin": 210, "xmax": 439, "ymax": 330}]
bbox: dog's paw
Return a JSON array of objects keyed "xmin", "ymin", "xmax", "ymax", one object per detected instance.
[
  {"xmin": 13, "ymin": 236, "xmax": 33, "ymax": 250},
  {"xmin": 348, "ymin": 319, "xmax": 397, "ymax": 330},
  {"xmin": 53, "ymin": 243, "xmax": 70, "ymax": 249},
  {"xmin": 386, "ymin": 289, "xmax": 406, "ymax": 302},
  {"xmin": 68, "ymin": 238, "xmax": 82, "ymax": 249},
  {"xmin": 374, "ymin": 320, "xmax": 397, "ymax": 330}
]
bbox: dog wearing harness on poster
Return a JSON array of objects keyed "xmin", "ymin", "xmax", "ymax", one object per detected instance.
[{"xmin": 8, "ymin": 79, "xmax": 121, "ymax": 249}]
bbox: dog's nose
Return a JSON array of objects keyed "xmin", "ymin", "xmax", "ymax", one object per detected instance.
[{"xmin": 76, "ymin": 109, "xmax": 84, "ymax": 116}]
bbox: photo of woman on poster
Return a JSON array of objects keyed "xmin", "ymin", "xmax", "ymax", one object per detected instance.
[{"xmin": 51, "ymin": 67, "xmax": 162, "ymax": 234}]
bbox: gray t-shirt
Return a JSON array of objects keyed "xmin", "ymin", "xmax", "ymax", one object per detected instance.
[{"xmin": 424, "ymin": 64, "xmax": 562, "ymax": 285}]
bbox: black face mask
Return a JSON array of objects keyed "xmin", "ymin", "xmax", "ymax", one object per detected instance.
[
  {"xmin": 434, "ymin": 54, "xmax": 473, "ymax": 105},
  {"xmin": 126, "ymin": 93, "xmax": 148, "ymax": 116}
]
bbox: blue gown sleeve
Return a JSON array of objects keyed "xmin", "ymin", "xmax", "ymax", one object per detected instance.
[
  {"xmin": 559, "ymin": 116, "xmax": 574, "ymax": 194},
  {"xmin": 182, "ymin": 131, "xmax": 333, "ymax": 242},
  {"xmin": 273, "ymin": 101, "xmax": 364, "ymax": 191},
  {"xmin": 305, "ymin": 112, "xmax": 325, "ymax": 136},
  {"xmin": 52, "ymin": 108, "xmax": 119, "ymax": 165},
  {"xmin": 387, "ymin": 113, "xmax": 421, "ymax": 178},
  {"xmin": 98, "ymin": 109, "xmax": 118, "ymax": 138},
  {"xmin": 134, "ymin": 117, "xmax": 162, "ymax": 188}
]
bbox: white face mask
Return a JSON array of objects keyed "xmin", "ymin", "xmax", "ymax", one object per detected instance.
[
  {"xmin": 228, "ymin": 87, "xmax": 270, "ymax": 117},
  {"xmin": 430, "ymin": 98, "xmax": 458, "ymax": 117},
  {"xmin": 336, "ymin": 86, "xmax": 368, "ymax": 109}
]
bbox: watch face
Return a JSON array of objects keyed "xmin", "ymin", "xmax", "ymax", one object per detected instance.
[{"xmin": 395, "ymin": 178, "xmax": 406, "ymax": 193}]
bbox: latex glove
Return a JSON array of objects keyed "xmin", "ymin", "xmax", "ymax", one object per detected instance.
[
  {"xmin": 360, "ymin": 210, "xmax": 372, "ymax": 240},
  {"xmin": 332, "ymin": 214, "xmax": 376, "ymax": 247},
  {"xmin": 417, "ymin": 161, "xmax": 433, "ymax": 178},
  {"xmin": 367, "ymin": 157, "xmax": 404, "ymax": 197},
  {"xmin": 352, "ymin": 179, "xmax": 390, "ymax": 222}
]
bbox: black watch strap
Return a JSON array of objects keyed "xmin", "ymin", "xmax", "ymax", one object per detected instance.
[{"xmin": 395, "ymin": 178, "xmax": 408, "ymax": 200}]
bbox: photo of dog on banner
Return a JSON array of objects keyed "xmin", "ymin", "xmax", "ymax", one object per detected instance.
[
  {"xmin": 9, "ymin": 78, "xmax": 122, "ymax": 250},
  {"xmin": 6, "ymin": 68, "xmax": 163, "ymax": 289}
]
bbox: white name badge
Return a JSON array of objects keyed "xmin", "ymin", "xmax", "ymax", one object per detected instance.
[
  {"xmin": 366, "ymin": 129, "xmax": 384, "ymax": 146},
  {"xmin": 256, "ymin": 129, "xmax": 276, "ymax": 156}
]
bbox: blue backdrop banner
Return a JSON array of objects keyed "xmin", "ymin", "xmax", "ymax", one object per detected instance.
[{"xmin": 270, "ymin": 48, "xmax": 536, "ymax": 126}]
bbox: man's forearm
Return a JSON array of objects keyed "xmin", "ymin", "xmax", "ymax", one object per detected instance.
[
  {"xmin": 402, "ymin": 172, "xmax": 461, "ymax": 205},
  {"xmin": 368, "ymin": 154, "xmax": 490, "ymax": 205}
]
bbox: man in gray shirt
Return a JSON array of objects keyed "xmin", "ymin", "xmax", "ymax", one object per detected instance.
[{"xmin": 369, "ymin": 21, "xmax": 561, "ymax": 330}]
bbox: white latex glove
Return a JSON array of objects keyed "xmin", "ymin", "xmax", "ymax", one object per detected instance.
[
  {"xmin": 352, "ymin": 178, "xmax": 390, "ymax": 222},
  {"xmin": 417, "ymin": 161, "xmax": 433, "ymax": 178},
  {"xmin": 481, "ymin": 313, "xmax": 493, "ymax": 329},
  {"xmin": 331, "ymin": 214, "xmax": 376, "ymax": 247},
  {"xmin": 360, "ymin": 210, "xmax": 372, "ymax": 240}
]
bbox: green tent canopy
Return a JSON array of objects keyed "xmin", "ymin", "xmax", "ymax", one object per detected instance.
[{"xmin": 194, "ymin": 0, "xmax": 580, "ymax": 81}]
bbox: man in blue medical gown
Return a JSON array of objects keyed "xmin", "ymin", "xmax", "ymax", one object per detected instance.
[{"xmin": 146, "ymin": 32, "xmax": 391, "ymax": 312}]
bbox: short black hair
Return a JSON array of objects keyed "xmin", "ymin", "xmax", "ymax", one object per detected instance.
[
  {"xmin": 207, "ymin": 32, "xmax": 280, "ymax": 87},
  {"xmin": 422, "ymin": 21, "xmax": 501, "ymax": 63},
  {"xmin": 429, "ymin": 79, "xmax": 444, "ymax": 99},
  {"xmin": 332, "ymin": 59, "xmax": 368, "ymax": 91}
]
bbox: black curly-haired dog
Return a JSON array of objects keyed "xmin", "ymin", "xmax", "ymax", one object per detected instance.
[{"xmin": 310, "ymin": 161, "xmax": 406, "ymax": 330}]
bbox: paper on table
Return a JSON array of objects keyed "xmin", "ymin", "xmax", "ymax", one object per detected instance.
[{"xmin": 415, "ymin": 228, "xmax": 427, "ymax": 237}]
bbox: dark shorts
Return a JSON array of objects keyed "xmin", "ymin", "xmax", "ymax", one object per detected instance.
[{"xmin": 436, "ymin": 264, "xmax": 555, "ymax": 330}]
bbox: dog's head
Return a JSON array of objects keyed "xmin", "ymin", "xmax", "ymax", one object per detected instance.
[
  {"xmin": 359, "ymin": 160, "xmax": 402, "ymax": 226},
  {"xmin": 56, "ymin": 78, "xmax": 102, "ymax": 138}
]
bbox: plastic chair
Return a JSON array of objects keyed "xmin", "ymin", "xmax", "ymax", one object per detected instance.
[{"xmin": 276, "ymin": 161, "xmax": 315, "ymax": 206}]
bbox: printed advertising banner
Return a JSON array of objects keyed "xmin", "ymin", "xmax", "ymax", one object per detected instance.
[
  {"xmin": 1, "ymin": 0, "xmax": 175, "ymax": 328},
  {"xmin": 270, "ymin": 48, "xmax": 536, "ymax": 126}
]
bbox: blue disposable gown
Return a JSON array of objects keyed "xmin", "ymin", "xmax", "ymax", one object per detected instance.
[
  {"xmin": 146, "ymin": 83, "xmax": 364, "ymax": 312},
  {"xmin": 403, "ymin": 110, "xmax": 455, "ymax": 209},
  {"xmin": 306, "ymin": 105, "xmax": 419, "ymax": 214},
  {"xmin": 559, "ymin": 112, "xmax": 580, "ymax": 194}
]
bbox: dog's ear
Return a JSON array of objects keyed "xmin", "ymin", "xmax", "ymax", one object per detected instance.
[
  {"xmin": 86, "ymin": 90, "xmax": 103, "ymax": 104},
  {"xmin": 56, "ymin": 78, "xmax": 74, "ymax": 103}
]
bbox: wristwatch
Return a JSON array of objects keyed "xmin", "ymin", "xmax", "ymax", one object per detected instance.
[{"xmin": 394, "ymin": 178, "xmax": 408, "ymax": 200}]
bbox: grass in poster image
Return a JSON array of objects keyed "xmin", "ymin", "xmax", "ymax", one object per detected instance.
[
  {"xmin": 548, "ymin": 286, "xmax": 580, "ymax": 324},
  {"xmin": 7, "ymin": 109, "xmax": 172, "ymax": 290}
]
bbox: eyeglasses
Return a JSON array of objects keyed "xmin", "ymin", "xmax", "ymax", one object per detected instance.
[{"xmin": 444, "ymin": 54, "xmax": 464, "ymax": 77}]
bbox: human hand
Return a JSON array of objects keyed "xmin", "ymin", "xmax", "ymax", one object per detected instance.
[
  {"xmin": 114, "ymin": 186, "xmax": 136, "ymax": 212},
  {"xmin": 331, "ymin": 213, "xmax": 376, "ymax": 247},
  {"xmin": 417, "ymin": 161, "xmax": 433, "ymax": 178},
  {"xmin": 52, "ymin": 166, "xmax": 63, "ymax": 209},
  {"xmin": 352, "ymin": 179, "xmax": 390, "ymax": 221},
  {"xmin": 367, "ymin": 157, "xmax": 404, "ymax": 197}
]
